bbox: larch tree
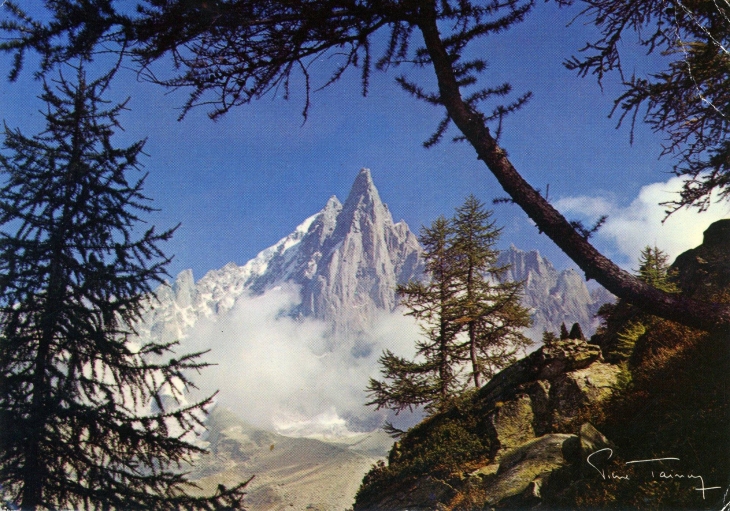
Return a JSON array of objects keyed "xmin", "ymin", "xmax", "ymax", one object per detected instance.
[
  {"xmin": 1, "ymin": 0, "xmax": 728, "ymax": 331},
  {"xmin": 366, "ymin": 216, "xmax": 462, "ymax": 414},
  {"xmin": 0, "ymin": 66, "xmax": 248, "ymax": 510},
  {"xmin": 560, "ymin": 0, "xmax": 730, "ymax": 215},
  {"xmin": 636, "ymin": 246, "xmax": 680, "ymax": 294},
  {"xmin": 451, "ymin": 195, "xmax": 531, "ymax": 388},
  {"xmin": 367, "ymin": 198, "xmax": 531, "ymax": 413}
]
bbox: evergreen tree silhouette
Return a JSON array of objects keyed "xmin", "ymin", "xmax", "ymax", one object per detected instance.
[
  {"xmin": 367, "ymin": 198, "xmax": 530, "ymax": 413},
  {"xmin": 0, "ymin": 66, "xmax": 248, "ymax": 510},
  {"xmin": 366, "ymin": 217, "xmax": 462, "ymax": 414}
]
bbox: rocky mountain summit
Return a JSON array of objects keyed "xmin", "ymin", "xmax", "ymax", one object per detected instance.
[
  {"xmin": 497, "ymin": 246, "xmax": 613, "ymax": 338},
  {"xmin": 250, "ymin": 169, "xmax": 423, "ymax": 337},
  {"xmin": 135, "ymin": 168, "xmax": 423, "ymax": 344}
]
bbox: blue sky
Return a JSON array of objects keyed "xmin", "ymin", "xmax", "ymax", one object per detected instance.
[{"xmin": 1, "ymin": 1, "xmax": 726, "ymax": 281}]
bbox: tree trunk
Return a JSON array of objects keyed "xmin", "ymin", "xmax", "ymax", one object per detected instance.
[{"xmin": 469, "ymin": 321, "xmax": 480, "ymax": 388}]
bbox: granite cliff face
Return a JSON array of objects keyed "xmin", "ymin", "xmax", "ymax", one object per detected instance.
[
  {"xmin": 497, "ymin": 246, "xmax": 613, "ymax": 338},
  {"xmin": 285, "ymin": 169, "xmax": 422, "ymax": 337}
]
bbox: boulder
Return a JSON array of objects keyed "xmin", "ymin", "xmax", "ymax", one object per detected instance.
[
  {"xmin": 488, "ymin": 394, "xmax": 536, "ymax": 451},
  {"xmin": 536, "ymin": 338, "xmax": 602, "ymax": 380},
  {"xmin": 472, "ymin": 434, "xmax": 578, "ymax": 507},
  {"xmin": 478, "ymin": 336, "xmax": 605, "ymax": 406},
  {"xmin": 578, "ymin": 422, "xmax": 615, "ymax": 478},
  {"xmin": 549, "ymin": 362, "xmax": 621, "ymax": 428},
  {"xmin": 357, "ymin": 475, "xmax": 457, "ymax": 511}
]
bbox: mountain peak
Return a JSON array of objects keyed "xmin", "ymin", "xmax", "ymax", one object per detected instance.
[
  {"xmin": 355, "ymin": 167, "xmax": 374, "ymax": 189},
  {"xmin": 343, "ymin": 168, "xmax": 381, "ymax": 210},
  {"xmin": 301, "ymin": 169, "xmax": 422, "ymax": 333},
  {"xmin": 335, "ymin": 168, "xmax": 393, "ymax": 234}
]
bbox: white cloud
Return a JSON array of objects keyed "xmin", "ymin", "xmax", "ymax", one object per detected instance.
[
  {"xmin": 555, "ymin": 176, "xmax": 730, "ymax": 266},
  {"xmin": 178, "ymin": 283, "xmax": 421, "ymax": 435}
]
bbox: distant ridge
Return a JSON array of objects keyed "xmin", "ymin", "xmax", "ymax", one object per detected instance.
[
  {"xmin": 136, "ymin": 171, "xmax": 612, "ymax": 352},
  {"xmin": 497, "ymin": 245, "xmax": 614, "ymax": 338}
]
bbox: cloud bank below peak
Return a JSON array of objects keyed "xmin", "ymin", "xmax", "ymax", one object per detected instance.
[
  {"xmin": 180, "ymin": 283, "xmax": 421, "ymax": 436},
  {"xmin": 554, "ymin": 176, "xmax": 730, "ymax": 267}
]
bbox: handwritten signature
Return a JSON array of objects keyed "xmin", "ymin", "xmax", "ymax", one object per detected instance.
[{"xmin": 587, "ymin": 448, "xmax": 723, "ymax": 501}]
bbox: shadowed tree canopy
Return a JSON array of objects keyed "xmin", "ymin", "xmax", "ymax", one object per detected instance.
[{"xmin": 2, "ymin": 0, "xmax": 728, "ymax": 332}]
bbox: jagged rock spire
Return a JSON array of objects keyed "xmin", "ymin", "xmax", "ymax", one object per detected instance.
[{"xmin": 299, "ymin": 168, "xmax": 422, "ymax": 336}]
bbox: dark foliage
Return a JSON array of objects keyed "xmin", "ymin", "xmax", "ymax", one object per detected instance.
[
  {"xmin": 0, "ymin": 66, "xmax": 248, "ymax": 510},
  {"xmin": 0, "ymin": 0, "xmax": 533, "ymax": 126},
  {"xmin": 366, "ymin": 216, "xmax": 462, "ymax": 414},
  {"xmin": 355, "ymin": 390, "xmax": 493, "ymax": 509},
  {"xmin": 451, "ymin": 195, "xmax": 531, "ymax": 388},
  {"xmin": 593, "ymin": 246, "xmax": 679, "ymax": 362}
]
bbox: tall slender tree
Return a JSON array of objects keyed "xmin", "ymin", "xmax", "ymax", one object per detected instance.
[
  {"xmin": 0, "ymin": 66, "xmax": 247, "ymax": 510},
  {"xmin": 367, "ymin": 198, "xmax": 531, "ymax": 413},
  {"xmin": 451, "ymin": 196, "xmax": 531, "ymax": 388},
  {"xmin": 366, "ymin": 217, "xmax": 462, "ymax": 413}
]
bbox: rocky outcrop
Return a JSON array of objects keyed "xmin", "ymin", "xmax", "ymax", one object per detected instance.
[
  {"xmin": 354, "ymin": 330, "xmax": 621, "ymax": 511},
  {"xmin": 468, "ymin": 433, "xmax": 579, "ymax": 508},
  {"xmin": 476, "ymin": 335, "xmax": 619, "ymax": 438},
  {"xmin": 672, "ymin": 218, "xmax": 730, "ymax": 300}
]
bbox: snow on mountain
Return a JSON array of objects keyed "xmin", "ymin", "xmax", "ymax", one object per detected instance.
[
  {"xmin": 135, "ymin": 168, "xmax": 423, "ymax": 348},
  {"xmin": 136, "ymin": 171, "xmax": 613, "ymax": 356}
]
